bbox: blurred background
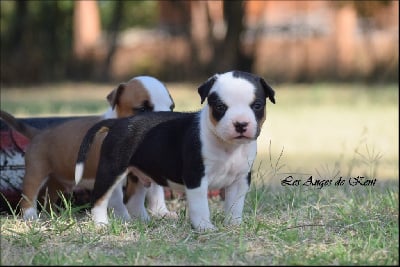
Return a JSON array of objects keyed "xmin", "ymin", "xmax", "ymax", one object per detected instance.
[
  {"xmin": 0, "ymin": 0, "xmax": 398, "ymax": 181},
  {"xmin": 0, "ymin": 0, "xmax": 398, "ymax": 84}
]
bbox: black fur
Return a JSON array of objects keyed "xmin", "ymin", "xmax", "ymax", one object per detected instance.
[
  {"xmin": 76, "ymin": 119, "xmax": 116, "ymax": 164},
  {"xmin": 77, "ymin": 71, "xmax": 276, "ymax": 209},
  {"xmin": 207, "ymin": 92, "xmax": 227, "ymax": 122},
  {"xmin": 198, "ymin": 75, "xmax": 217, "ymax": 104},
  {"xmin": 89, "ymin": 112, "xmax": 205, "ymax": 204}
]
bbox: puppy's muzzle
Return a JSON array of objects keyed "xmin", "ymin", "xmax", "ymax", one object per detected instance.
[{"xmin": 234, "ymin": 121, "xmax": 249, "ymax": 134}]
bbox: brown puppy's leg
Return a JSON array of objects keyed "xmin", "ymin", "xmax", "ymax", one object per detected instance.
[
  {"xmin": 21, "ymin": 151, "xmax": 51, "ymax": 220},
  {"xmin": 39, "ymin": 177, "xmax": 65, "ymax": 213},
  {"xmin": 123, "ymin": 173, "xmax": 138, "ymax": 204}
]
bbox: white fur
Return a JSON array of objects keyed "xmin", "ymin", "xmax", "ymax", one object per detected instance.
[
  {"xmin": 74, "ymin": 163, "xmax": 84, "ymax": 184},
  {"xmin": 184, "ymin": 72, "xmax": 259, "ymax": 231},
  {"xmin": 223, "ymin": 176, "xmax": 249, "ymax": 225},
  {"xmin": 185, "ymin": 178, "xmax": 216, "ymax": 231},
  {"xmin": 92, "ymin": 170, "xmax": 129, "ymax": 225},
  {"xmin": 125, "ymin": 181, "xmax": 150, "ymax": 222},
  {"xmin": 102, "ymin": 106, "xmax": 117, "ymax": 119},
  {"xmin": 146, "ymin": 183, "xmax": 178, "ymax": 218},
  {"xmin": 23, "ymin": 207, "xmax": 38, "ymax": 220},
  {"xmin": 208, "ymin": 72, "xmax": 259, "ymax": 142},
  {"xmin": 189, "ymin": 105, "xmax": 255, "ymax": 231},
  {"xmin": 108, "ymin": 180, "xmax": 131, "ymax": 222},
  {"xmin": 134, "ymin": 76, "xmax": 173, "ymax": 112},
  {"xmin": 199, "ymin": 104, "xmax": 257, "ymax": 191}
]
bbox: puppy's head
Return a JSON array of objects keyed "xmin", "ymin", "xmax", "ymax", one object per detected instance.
[
  {"xmin": 198, "ymin": 71, "xmax": 275, "ymax": 144},
  {"xmin": 107, "ymin": 76, "xmax": 175, "ymax": 118}
]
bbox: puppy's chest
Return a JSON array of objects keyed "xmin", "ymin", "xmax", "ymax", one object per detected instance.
[{"xmin": 203, "ymin": 144, "xmax": 255, "ymax": 189}]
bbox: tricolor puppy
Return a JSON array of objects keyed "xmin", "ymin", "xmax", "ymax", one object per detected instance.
[
  {"xmin": 75, "ymin": 71, "xmax": 275, "ymax": 231},
  {"xmin": 0, "ymin": 76, "xmax": 175, "ymax": 221}
]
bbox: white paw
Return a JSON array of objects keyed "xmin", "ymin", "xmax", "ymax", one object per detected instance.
[
  {"xmin": 23, "ymin": 207, "xmax": 38, "ymax": 221},
  {"xmin": 149, "ymin": 209, "xmax": 178, "ymax": 219},
  {"xmin": 92, "ymin": 206, "xmax": 109, "ymax": 225},
  {"xmin": 129, "ymin": 208, "xmax": 150, "ymax": 222},
  {"xmin": 111, "ymin": 208, "xmax": 132, "ymax": 222},
  {"xmin": 224, "ymin": 216, "xmax": 242, "ymax": 226},
  {"xmin": 193, "ymin": 221, "xmax": 217, "ymax": 232}
]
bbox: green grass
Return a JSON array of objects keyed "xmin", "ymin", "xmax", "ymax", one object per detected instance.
[
  {"xmin": 1, "ymin": 178, "xmax": 398, "ymax": 265},
  {"xmin": 0, "ymin": 82, "xmax": 398, "ymax": 265}
]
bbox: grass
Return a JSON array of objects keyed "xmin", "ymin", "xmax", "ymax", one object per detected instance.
[
  {"xmin": 1, "ymin": 178, "xmax": 398, "ymax": 265},
  {"xmin": 0, "ymin": 81, "xmax": 398, "ymax": 265}
]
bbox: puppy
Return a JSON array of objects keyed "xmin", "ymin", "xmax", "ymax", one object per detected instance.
[
  {"xmin": 0, "ymin": 76, "xmax": 175, "ymax": 220},
  {"xmin": 75, "ymin": 71, "xmax": 275, "ymax": 231}
]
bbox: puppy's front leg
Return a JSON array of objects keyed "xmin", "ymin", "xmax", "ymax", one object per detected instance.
[
  {"xmin": 223, "ymin": 173, "xmax": 250, "ymax": 226},
  {"xmin": 185, "ymin": 178, "xmax": 216, "ymax": 231}
]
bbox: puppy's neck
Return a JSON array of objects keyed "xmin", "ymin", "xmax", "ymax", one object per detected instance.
[{"xmin": 103, "ymin": 107, "xmax": 117, "ymax": 119}]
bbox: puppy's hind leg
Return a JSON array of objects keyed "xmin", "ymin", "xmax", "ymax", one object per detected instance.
[
  {"xmin": 91, "ymin": 169, "xmax": 129, "ymax": 226},
  {"xmin": 21, "ymin": 152, "xmax": 51, "ymax": 220}
]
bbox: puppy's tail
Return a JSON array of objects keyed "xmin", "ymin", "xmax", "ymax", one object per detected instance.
[
  {"xmin": 0, "ymin": 109, "xmax": 40, "ymax": 139},
  {"xmin": 74, "ymin": 119, "xmax": 115, "ymax": 185}
]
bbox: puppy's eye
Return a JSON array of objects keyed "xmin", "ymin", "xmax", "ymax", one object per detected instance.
[
  {"xmin": 134, "ymin": 100, "xmax": 153, "ymax": 113},
  {"xmin": 251, "ymin": 101, "xmax": 264, "ymax": 111},
  {"xmin": 215, "ymin": 103, "xmax": 227, "ymax": 112},
  {"xmin": 134, "ymin": 106, "xmax": 148, "ymax": 113}
]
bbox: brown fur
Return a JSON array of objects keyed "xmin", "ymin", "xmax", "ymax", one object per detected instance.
[{"xmin": 9, "ymin": 79, "xmax": 160, "ymax": 215}]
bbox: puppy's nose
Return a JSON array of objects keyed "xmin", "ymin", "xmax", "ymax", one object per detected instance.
[{"xmin": 234, "ymin": 121, "xmax": 248, "ymax": 134}]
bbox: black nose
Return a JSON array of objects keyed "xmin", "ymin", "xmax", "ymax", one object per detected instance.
[{"xmin": 234, "ymin": 122, "xmax": 248, "ymax": 133}]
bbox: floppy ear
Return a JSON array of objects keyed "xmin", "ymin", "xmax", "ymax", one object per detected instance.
[
  {"xmin": 259, "ymin": 78, "xmax": 276, "ymax": 104},
  {"xmin": 198, "ymin": 75, "xmax": 218, "ymax": 104},
  {"xmin": 107, "ymin": 83, "xmax": 126, "ymax": 109}
]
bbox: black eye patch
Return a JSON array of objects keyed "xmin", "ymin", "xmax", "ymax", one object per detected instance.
[
  {"xmin": 251, "ymin": 98, "xmax": 266, "ymax": 120},
  {"xmin": 133, "ymin": 100, "xmax": 153, "ymax": 113},
  {"xmin": 207, "ymin": 92, "xmax": 227, "ymax": 122}
]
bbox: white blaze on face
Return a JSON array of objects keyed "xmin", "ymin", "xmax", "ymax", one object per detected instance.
[
  {"xmin": 135, "ymin": 76, "xmax": 174, "ymax": 112},
  {"xmin": 207, "ymin": 72, "xmax": 258, "ymax": 143}
]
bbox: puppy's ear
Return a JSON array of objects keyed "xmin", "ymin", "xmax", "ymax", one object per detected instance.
[
  {"xmin": 107, "ymin": 83, "xmax": 126, "ymax": 109},
  {"xmin": 198, "ymin": 75, "xmax": 218, "ymax": 104},
  {"xmin": 259, "ymin": 78, "xmax": 276, "ymax": 104}
]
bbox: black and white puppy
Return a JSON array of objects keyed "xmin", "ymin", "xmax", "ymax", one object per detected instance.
[{"xmin": 75, "ymin": 70, "xmax": 275, "ymax": 231}]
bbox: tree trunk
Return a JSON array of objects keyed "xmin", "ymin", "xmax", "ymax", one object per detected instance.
[
  {"xmin": 211, "ymin": 0, "xmax": 251, "ymax": 73},
  {"xmin": 73, "ymin": 0, "xmax": 101, "ymax": 59},
  {"xmin": 101, "ymin": 0, "xmax": 124, "ymax": 81}
]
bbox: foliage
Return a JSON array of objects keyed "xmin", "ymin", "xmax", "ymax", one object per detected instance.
[
  {"xmin": 0, "ymin": 0, "xmax": 74, "ymax": 84},
  {"xmin": 98, "ymin": 0, "xmax": 157, "ymax": 30},
  {"xmin": 0, "ymin": 0, "xmax": 159, "ymax": 85}
]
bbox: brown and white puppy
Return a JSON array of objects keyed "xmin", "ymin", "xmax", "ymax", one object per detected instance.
[
  {"xmin": 75, "ymin": 71, "xmax": 275, "ymax": 231},
  {"xmin": 0, "ymin": 76, "xmax": 175, "ymax": 221}
]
